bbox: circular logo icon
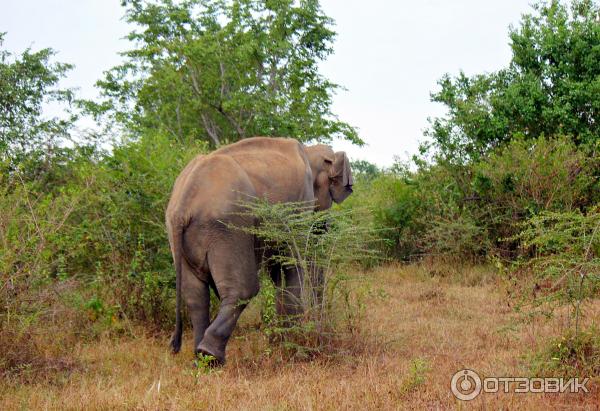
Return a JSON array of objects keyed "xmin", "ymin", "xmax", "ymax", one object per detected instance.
[{"xmin": 451, "ymin": 369, "xmax": 482, "ymax": 401}]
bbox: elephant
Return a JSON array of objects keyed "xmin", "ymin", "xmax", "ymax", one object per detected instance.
[{"xmin": 165, "ymin": 137, "xmax": 353, "ymax": 365}]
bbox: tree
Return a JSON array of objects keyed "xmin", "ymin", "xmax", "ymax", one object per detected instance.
[
  {"xmin": 350, "ymin": 159, "xmax": 380, "ymax": 181},
  {"xmin": 425, "ymin": 0, "xmax": 600, "ymax": 163},
  {"xmin": 87, "ymin": 0, "xmax": 361, "ymax": 147},
  {"xmin": 0, "ymin": 32, "xmax": 76, "ymax": 167}
]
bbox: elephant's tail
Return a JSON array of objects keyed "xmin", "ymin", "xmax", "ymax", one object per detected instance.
[{"xmin": 170, "ymin": 224, "xmax": 184, "ymax": 354}]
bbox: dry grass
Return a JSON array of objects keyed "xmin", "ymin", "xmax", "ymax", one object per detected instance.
[{"xmin": 2, "ymin": 263, "xmax": 599, "ymax": 410}]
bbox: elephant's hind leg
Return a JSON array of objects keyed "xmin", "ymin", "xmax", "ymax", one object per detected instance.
[
  {"xmin": 196, "ymin": 234, "xmax": 259, "ymax": 365},
  {"xmin": 181, "ymin": 260, "xmax": 211, "ymax": 353}
]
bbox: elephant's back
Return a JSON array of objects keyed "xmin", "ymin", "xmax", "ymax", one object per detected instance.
[
  {"xmin": 215, "ymin": 137, "xmax": 313, "ymax": 203},
  {"xmin": 213, "ymin": 136, "xmax": 299, "ymax": 157},
  {"xmin": 167, "ymin": 153, "xmax": 257, "ymax": 224},
  {"xmin": 166, "ymin": 137, "xmax": 314, "ymax": 226}
]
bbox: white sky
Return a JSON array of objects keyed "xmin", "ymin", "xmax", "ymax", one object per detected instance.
[{"xmin": 1, "ymin": 0, "xmax": 533, "ymax": 166}]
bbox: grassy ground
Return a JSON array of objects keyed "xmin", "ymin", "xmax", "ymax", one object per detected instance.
[{"xmin": 1, "ymin": 263, "xmax": 599, "ymax": 410}]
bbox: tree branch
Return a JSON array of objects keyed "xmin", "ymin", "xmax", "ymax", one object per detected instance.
[{"xmin": 200, "ymin": 113, "xmax": 221, "ymax": 146}]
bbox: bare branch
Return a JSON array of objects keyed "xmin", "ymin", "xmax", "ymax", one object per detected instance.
[{"xmin": 200, "ymin": 113, "xmax": 221, "ymax": 146}]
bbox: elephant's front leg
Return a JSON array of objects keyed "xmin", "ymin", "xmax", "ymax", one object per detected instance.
[
  {"xmin": 278, "ymin": 265, "xmax": 304, "ymax": 319},
  {"xmin": 308, "ymin": 262, "xmax": 324, "ymax": 310},
  {"xmin": 273, "ymin": 262, "xmax": 326, "ymax": 322}
]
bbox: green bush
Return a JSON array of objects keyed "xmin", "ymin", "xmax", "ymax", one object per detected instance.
[
  {"xmin": 472, "ymin": 136, "xmax": 596, "ymax": 256},
  {"xmin": 344, "ymin": 162, "xmax": 489, "ymax": 262},
  {"xmin": 532, "ymin": 327, "xmax": 600, "ymax": 378},
  {"xmin": 508, "ymin": 207, "xmax": 600, "ymax": 322},
  {"xmin": 0, "ymin": 132, "xmax": 206, "ymax": 377},
  {"xmin": 344, "ymin": 135, "xmax": 597, "ymax": 263},
  {"xmin": 85, "ymin": 133, "xmax": 205, "ymax": 326},
  {"xmin": 341, "ymin": 171, "xmax": 421, "ymax": 260},
  {"xmin": 505, "ymin": 205, "xmax": 600, "ymax": 377},
  {"xmin": 233, "ymin": 199, "xmax": 380, "ymax": 358}
]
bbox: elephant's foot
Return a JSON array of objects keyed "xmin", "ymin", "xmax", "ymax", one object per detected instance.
[{"xmin": 195, "ymin": 339, "xmax": 225, "ymax": 366}]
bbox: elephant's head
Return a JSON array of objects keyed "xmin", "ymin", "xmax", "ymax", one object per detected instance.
[{"xmin": 304, "ymin": 144, "xmax": 354, "ymax": 211}]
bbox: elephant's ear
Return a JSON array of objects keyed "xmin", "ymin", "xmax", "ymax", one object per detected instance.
[
  {"xmin": 320, "ymin": 153, "xmax": 334, "ymax": 177},
  {"xmin": 333, "ymin": 151, "xmax": 353, "ymax": 187}
]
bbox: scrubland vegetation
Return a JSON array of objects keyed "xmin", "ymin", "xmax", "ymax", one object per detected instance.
[{"xmin": 1, "ymin": 0, "xmax": 600, "ymax": 409}]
